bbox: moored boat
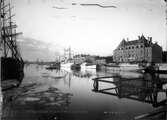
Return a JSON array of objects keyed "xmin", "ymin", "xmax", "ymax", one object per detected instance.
[
  {"xmin": 46, "ymin": 62, "xmax": 60, "ymax": 70},
  {"xmin": 119, "ymin": 63, "xmax": 144, "ymax": 72},
  {"xmin": 105, "ymin": 63, "xmax": 144, "ymax": 72},
  {"xmin": 61, "ymin": 62, "xmax": 73, "ymax": 68},
  {"xmin": 81, "ymin": 62, "xmax": 97, "ymax": 69},
  {"xmin": 71, "ymin": 63, "xmax": 81, "ymax": 70},
  {"xmin": 145, "ymin": 63, "xmax": 167, "ymax": 74},
  {"xmin": 159, "ymin": 63, "xmax": 167, "ymax": 71}
]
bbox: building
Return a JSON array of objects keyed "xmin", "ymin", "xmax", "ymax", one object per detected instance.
[
  {"xmin": 162, "ymin": 51, "xmax": 167, "ymax": 63},
  {"xmin": 95, "ymin": 59, "xmax": 106, "ymax": 64},
  {"xmin": 100, "ymin": 56, "xmax": 113, "ymax": 63},
  {"xmin": 73, "ymin": 55, "xmax": 86, "ymax": 64},
  {"xmin": 113, "ymin": 35, "xmax": 162, "ymax": 63},
  {"xmin": 73, "ymin": 54, "xmax": 96, "ymax": 64}
]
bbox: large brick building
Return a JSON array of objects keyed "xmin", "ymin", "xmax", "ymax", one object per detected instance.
[{"xmin": 113, "ymin": 35, "xmax": 162, "ymax": 63}]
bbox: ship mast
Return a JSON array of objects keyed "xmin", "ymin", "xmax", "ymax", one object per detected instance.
[
  {"xmin": 0, "ymin": 0, "xmax": 22, "ymax": 61},
  {"xmin": 0, "ymin": 1, "xmax": 2, "ymax": 46},
  {"xmin": 165, "ymin": 0, "xmax": 167, "ymax": 51},
  {"xmin": 0, "ymin": 0, "xmax": 2, "ymax": 97}
]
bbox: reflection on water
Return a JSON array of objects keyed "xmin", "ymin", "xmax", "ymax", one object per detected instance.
[
  {"xmin": 92, "ymin": 72, "xmax": 167, "ymax": 119},
  {"xmin": 2, "ymin": 64, "xmax": 167, "ymax": 120}
]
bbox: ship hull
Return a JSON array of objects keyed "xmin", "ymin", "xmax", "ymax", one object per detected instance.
[
  {"xmin": 105, "ymin": 63, "xmax": 144, "ymax": 72},
  {"xmin": 61, "ymin": 63, "xmax": 73, "ymax": 68},
  {"xmin": 81, "ymin": 63, "xmax": 97, "ymax": 69},
  {"xmin": 1, "ymin": 57, "xmax": 24, "ymax": 82}
]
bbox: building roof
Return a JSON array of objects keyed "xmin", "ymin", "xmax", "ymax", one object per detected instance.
[{"xmin": 117, "ymin": 35, "xmax": 153, "ymax": 48}]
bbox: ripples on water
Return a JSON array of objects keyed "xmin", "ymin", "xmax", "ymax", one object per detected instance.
[{"xmin": 2, "ymin": 64, "xmax": 167, "ymax": 120}]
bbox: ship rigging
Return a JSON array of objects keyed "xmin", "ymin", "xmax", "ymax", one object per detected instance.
[{"xmin": 0, "ymin": 0, "xmax": 24, "ymax": 84}]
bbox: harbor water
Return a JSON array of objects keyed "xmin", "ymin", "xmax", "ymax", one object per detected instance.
[{"xmin": 2, "ymin": 64, "xmax": 167, "ymax": 120}]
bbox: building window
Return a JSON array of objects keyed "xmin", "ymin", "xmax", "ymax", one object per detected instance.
[
  {"xmin": 141, "ymin": 45, "xmax": 143, "ymax": 48},
  {"xmin": 136, "ymin": 46, "xmax": 139, "ymax": 48},
  {"xmin": 129, "ymin": 47, "xmax": 131, "ymax": 49},
  {"xmin": 132, "ymin": 46, "xmax": 134, "ymax": 49}
]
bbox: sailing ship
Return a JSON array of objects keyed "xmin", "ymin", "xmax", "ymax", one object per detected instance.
[
  {"xmin": 0, "ymin": 0, "xmax": 24, "ymax": 86},
  {"xmin": 60, "ymin": 47, "xmax": 73, "ymax": 70}
]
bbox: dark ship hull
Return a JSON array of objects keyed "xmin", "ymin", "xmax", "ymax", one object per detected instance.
[{"xmin": 1, "ymin": 57, "xmax": 24, "ymax": 82}]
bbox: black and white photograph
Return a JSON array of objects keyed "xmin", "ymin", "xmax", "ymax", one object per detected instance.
[{"xmin": 0, "ymin": 0, "xmax": 167, "ymax": 120}]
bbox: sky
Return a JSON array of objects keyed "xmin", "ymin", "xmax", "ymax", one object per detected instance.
[{"xmin": 9, "ymin": 0, "xmax": 167, "ymax": 60}]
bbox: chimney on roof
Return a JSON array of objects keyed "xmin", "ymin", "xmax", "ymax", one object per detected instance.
[
  {"xmin": 141, "ymin": 34, "xmax": 145, "ymax": 39},
  {"xmin": 147, "ymin": 37, "xmax": 149, "ymax": 44},
  {"xmin": 147, "ymin": 37, "xmax": 149, "ymax": 40},
  {"xmin": 127, "ymin": 38, "xmax": 129, "ymax": 41},
  {"xmin": 138, "ymin": 36, "xmax": 140, "ymax": 40},
  {"xmin": 150, "ymin": 37, "xmax": 152, "ymax": 43}
]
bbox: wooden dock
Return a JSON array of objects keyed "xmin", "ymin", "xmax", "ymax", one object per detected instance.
[{"xmin": 92, "ymin": 74, "xmax": 167, "ymax": 108}]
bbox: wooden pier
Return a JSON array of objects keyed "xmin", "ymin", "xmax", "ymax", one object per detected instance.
[
  {"xmin": 92, "ymin": 73, "xmax": 167, "ymax": 106},
  {"xmin": 92, "ymin": 74, "xmax": 167, "ymax": 119}
]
